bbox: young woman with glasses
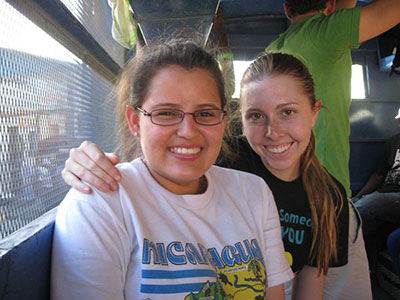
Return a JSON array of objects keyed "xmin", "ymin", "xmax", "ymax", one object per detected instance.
[{"xmin": 51, "ymin": 40, "xmax": 292, "ymax": 300}]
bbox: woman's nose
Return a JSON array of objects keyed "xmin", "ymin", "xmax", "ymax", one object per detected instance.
[
  {"xmin": 176, "ymin": 114, "xmax": 200, "ymax": 138},
  {"xmin": 265, "ymin": 119, "xmax": 283, "ymax": 139}
]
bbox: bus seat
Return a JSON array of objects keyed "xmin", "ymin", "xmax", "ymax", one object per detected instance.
[
  {"xmin": 0, "ymin": 208, "xmax": 56, "ymax": 300},
  {"xmin": 349, "ymin": 140, "xmax": 386, "ymax": 195},
  {"xmin": 376, "ymin": 249, "xmax": 400, "ymax": 299}
]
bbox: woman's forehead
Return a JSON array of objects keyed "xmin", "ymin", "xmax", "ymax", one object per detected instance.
[
  {"xmin": 143, "ymin": 65, "xmax": 222, "ymax": 108},
  {"xmin": 240, "ymin": 75, "xmax": 312, "ymax": 108}
]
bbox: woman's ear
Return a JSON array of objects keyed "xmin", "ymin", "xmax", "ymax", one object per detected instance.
[
  {"xmin": 126, "ymin": 106, "xmax": 140, "ymax": 138},
  {"xmin": 283, "ymin": 3, "xmax": 292, "ymax": 19},
  {"xmin": 311, "ymin": 99, "xmax": 322, "ymax": 127}
]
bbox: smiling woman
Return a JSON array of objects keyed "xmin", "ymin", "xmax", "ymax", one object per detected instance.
[
  {"xmin": 240, "ymin": 73, "xmax": 321, "ymax": 181},
  {"xmin": 60, "ymin": 51, "xmax": 353, "ymax": 299},
  {"xmin": 50, "ymin": 40, "xmax": 292, "ymax": 300},
  {"xmin": 125, "ymin": 65, "xmax": 225, "ymax": 195}
]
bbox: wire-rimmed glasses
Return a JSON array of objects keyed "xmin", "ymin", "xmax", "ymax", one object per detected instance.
[{"xmin": 135, "ymin": 107, "xmax": 226, "ymax": 126}]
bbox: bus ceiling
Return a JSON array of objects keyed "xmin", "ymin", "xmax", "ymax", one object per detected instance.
[
  {"xmin": 130, "ymin": 0, "xmax": 374, "ymax": 59},
  {"xmin": 131, "ymin": 0, "xmax": 221, "ymax": 45}
]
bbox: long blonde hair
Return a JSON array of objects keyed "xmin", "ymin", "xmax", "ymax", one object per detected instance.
[{"xmin": 240, "ymin": 52, "xmax": 344, "ymax": 274}]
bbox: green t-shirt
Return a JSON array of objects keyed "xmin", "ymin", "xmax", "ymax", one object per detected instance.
[{"xmin": 267, "ymin": 8, "xmax": 361, "ymax": 197}]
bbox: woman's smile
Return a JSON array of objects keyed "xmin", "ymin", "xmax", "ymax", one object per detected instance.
[{"xmin": 264, "ymin": 142, "xmax": 294, "ymax": 154}]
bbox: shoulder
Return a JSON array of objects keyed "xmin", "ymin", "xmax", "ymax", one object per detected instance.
[
  {"xmin": 58, "ymin": 160, "xmax": 145, "ymax": 220},
  {"xmin": 317, "ymin": 7, "xmax": 361, "ymax": 25},
  {"xmin": 308, "ymin": 8, "xmax": 360, "ymax": 45},
  {"xmin": 58, "ymin": 188, "xmax": 122, "ymax": 225},
  {"xmin": 208, "ymin": 166, "xmax": 278, "ymax": 222},
  {"xmin": 117, "ymin": 158, "xmax": 153, "ymax": 189},
  {"xmin": 116, "ymin": 158, "xmax": 143, "ymax": 177}
]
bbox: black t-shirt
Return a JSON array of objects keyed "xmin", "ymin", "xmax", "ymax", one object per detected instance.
[
  {"xmin": 218, "ymin": 136, "xmax": 349, "ymax": 273},
  {"xmin": 376, "ymin": 133, "xmax": 400, "ymax": 193}
]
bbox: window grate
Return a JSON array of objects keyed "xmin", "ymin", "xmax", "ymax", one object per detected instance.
[
  {"xmin": 60, "ymin": 0, "xmax": 126, "ymax": 67},
  {"xmin": 0, "ymin": 0, "xmax": 117, "ymax": 239}
]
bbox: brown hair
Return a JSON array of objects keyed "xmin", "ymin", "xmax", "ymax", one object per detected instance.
[
  {"xmin": 114, "ymin": 39, "xmax": 230, "ymax": 161},
  {"xmin": 240, "ymin": 52, "xmax": 344, "ymax": 274},
  {"xmin": 285, "ymin": 0, "xmax": 330, "ymax": 17}
]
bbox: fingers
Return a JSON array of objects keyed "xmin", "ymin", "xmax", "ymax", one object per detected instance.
[
  {"xmin": 62, "ymin": 168, "xmax": 92, "ymax": 194},
  {"xmin": 106, "ymin": 152, "xmax": 120, "ymax": 167},
  {"xmin": 63, "ymin": 141, "xmax": 121, "ymax": 193}
]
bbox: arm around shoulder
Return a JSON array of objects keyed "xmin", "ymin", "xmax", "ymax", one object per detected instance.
[{"xmin": 62, "ymin": 141, "xmax": 121, "ymax": 194}]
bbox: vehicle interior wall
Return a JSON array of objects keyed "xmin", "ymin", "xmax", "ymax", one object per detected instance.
[
  {"xmin": 350, "ymin": 40, "xmax": 400, "ymax": 194},
  {"xmin": 0, "ymin": 0, "xmax": 122, "ymax": 299}
]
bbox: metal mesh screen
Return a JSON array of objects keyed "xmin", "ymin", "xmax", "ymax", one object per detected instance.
[
  {"xmin": 0, "ymin": 0, "xmax": 117, "ymax": 239},
  {"xmin": 60, "ymin": 0, "xmax": 126, "ymax": 67}
]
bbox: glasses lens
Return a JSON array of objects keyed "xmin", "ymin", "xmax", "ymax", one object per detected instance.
[
  {"xmin": 151, "ymin": 109, "xmax": 182, "ymax": 125},
  {"xmin": 195, "ymin": 109, "xmax": 224, "ymax": 125}
]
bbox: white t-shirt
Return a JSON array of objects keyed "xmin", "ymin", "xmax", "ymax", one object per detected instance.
[{"xmin": 51, "ymin": 158, "xmax": 293, "ymax": 299}]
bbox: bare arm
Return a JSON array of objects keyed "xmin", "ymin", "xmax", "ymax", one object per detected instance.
[
  {"xmin": 62, "ymin": 141, "xmax": 121, "ymax": 194},
  {"xmin": 359, "ymin": 0, "xmax": 400, "ymax": 43},
  {"xmin": 267, "ymin": 283, "xmax": 284, "ymax": 300},
  {"xmin": 213, "ymin": 7, "xmax": 229, "ymax": 49},
  {"xmin": 335, "ymin": 0, "xmax": 357, "ymax": 10},
  {"xmin": 292, "ymin": 265, "xmax": 326, "ymax": 300},
  {"xmin": 355, "ymin": 172, "xmax": 385, "ymax": 198}
]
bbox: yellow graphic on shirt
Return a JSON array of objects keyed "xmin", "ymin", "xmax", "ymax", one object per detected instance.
[
  {"xmin": 185, "ymin": 259, "xmax": 266, "ymax": 300},
  {"xmin": 285, "ymin": 251, "xmax": 293, "ymax": 267}
]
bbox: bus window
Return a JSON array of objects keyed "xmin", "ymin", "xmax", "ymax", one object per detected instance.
[
  {"xmin": 352, "ymin": 64, "xmax": 367, "ymax": 99},
  {"xmin": 233, "ymin": 60, "xmax": 251, "ymax": 99}
]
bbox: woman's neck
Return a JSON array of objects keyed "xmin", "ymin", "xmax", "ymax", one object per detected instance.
[
  {"xmin": 142, "ymin": 159, "xmax": 208, "ymax": 195},
  {"xmin": 261, "ymin": 158, "xmax": 301, "ymax": 182}
]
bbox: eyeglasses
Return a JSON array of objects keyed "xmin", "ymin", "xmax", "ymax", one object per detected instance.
[{"xmin": 135, "ymin": 107, "xmax": 226, "ymax": 126}]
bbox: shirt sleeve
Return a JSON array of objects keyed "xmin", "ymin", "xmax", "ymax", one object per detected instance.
[
  {"xmin": 310, "ymin": 7, "xmax": 361, "ymax": 53},
  {"xmin": 331, "ymin": 196, "xmax": 349, "ymax": 267},
  {"xmin": 50, "ymin": 188, "xmax": 131, "ymax": 300},
  {"xmin": 262, "ymin": 183, "xmax": 294, "ymax": 287}
]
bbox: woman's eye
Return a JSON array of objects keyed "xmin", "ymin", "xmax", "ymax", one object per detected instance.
[
  {"xmin": 249, "ymin": 113, "xmax": 263, "ymax": 120},
  {"xmin": 156, "ymin": 110, "xmax": 179, "ymax": 117},
  {"xmin": 198, "ymin": 111, "xmax": 215, "ymax": 117},
  {"xmin": 283, "ymin": 109, "xmax": 294, "ymax": 117}
]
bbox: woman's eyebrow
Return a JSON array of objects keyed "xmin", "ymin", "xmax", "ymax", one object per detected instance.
[
  {"xmin": 148, "ymin": 103, "xmax": 181, "ymax": 109},
  {"xmin": 276, "ymin": 102, "xmax": 300, "ymax": 109},
  {"xmin": 150, "ymin": 103, "xmax": 221, "ymax": 110},
  {"xmin": 195, "ymin": 103, "xmax": 221, "ymax": 109}
]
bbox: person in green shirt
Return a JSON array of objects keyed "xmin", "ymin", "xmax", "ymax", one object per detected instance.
[{"xmin": 267, "ymin": 0, "xmax": 400, "ymax": 198}]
